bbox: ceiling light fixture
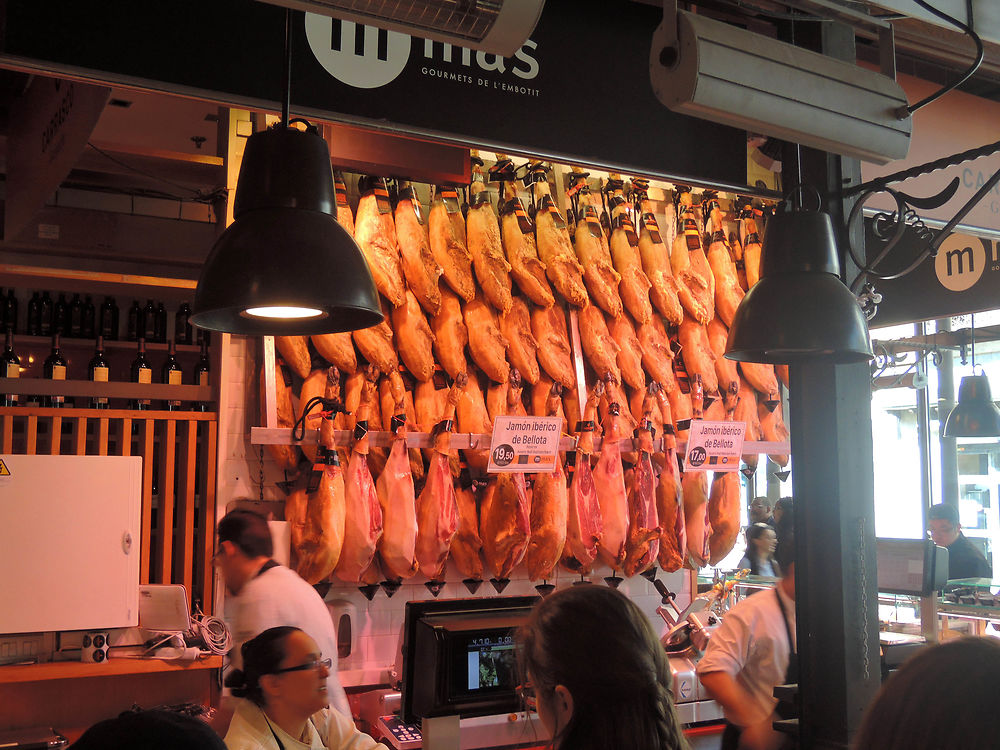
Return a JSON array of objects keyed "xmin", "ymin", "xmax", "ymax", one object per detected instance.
[
  {"xmin": 191, "ymin": 9, "xmax": 381, "ymax": 336},
  {"xmin": 943, "ymin": 315, "xmax": 1000, "ymax": 438},
  {"xmin": 725, "ymin": 196, "xmax": 874, "ymax": 364}
]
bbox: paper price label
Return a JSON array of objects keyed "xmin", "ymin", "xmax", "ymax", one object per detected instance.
[
  {"xmin": 683, "ymin": 419, "xmax": 747, "ymax": 472},
  {"xmin": 487, "ymin": 416, "xmax": 563, "ymax": 474}
]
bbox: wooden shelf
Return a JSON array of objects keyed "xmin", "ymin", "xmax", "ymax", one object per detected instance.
[
  {"xmin": 10, "ymin": 334, "xmax": 203, "ymax": 354},
  {"xmin": 0, "ymin": 405, "xmax": 217, "ymax": 419},
  {"xmin": 0, "ymin": 378, "xmax": 211, "ymax": 401},
  {"xmin": 0, "ymin": 655, "xmax": 222, "ymax": 684}
]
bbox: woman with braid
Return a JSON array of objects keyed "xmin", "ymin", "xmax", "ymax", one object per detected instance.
[{"xmin": 516, "ymin": 586, "xmax": 688, "ymax": 750}]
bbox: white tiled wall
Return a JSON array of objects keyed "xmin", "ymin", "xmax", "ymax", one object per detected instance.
[{"xmin": 216, "ymin": 334, "xmax": 694, "ymax": 683}]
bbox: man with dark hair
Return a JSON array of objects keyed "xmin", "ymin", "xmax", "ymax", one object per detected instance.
[
  {"xmin": 699, "ymin": 507, "xmax": 797, "ymax": 750},
  {"xmin": 927, "ymin": 503, "xmax": 991, "ymax": 580},
  {"xmin": 215, "ymin": 508, "xmax": 350, "ymax": 717}
]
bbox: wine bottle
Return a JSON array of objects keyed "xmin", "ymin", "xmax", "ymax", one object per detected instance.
[
  {"xmin": 54, "ymin": 293, "xmax": 69, "ymax": 336},
  {"xmin": 43, "ymin": 333, "xmax": 68, "ymax": 408},
  {"xmin": 1, "ymin": 328, "xmax": 21, "ymax": 406},
  {"xmin": 193, "ymin": 336, "xmax": 210, "ymax": 411},
  {"xmin": 175, "ymin": 302, "xmax": 193, "ymax": 345},
  {"xmin": 130, "ymin": 338, "xmax": 152, "ymax": 410},
  {"xmin": 100, "ymin": 296, "xmax": 117, "ymax": 340},
  {"xmin": 27, "ymin": 292, "xmax": 41, "ymax": 336},
  {"xmin": 142, "ymin": 299, "xmax": 156, "ymax": 341},
  {"xmin": 127, "ymin": 300, "xmax": 142, "ymax": 341},
  {"xmin": 40, "ymin": 291, "xmax": 54, "ymax": 336},
  {"xmin": 154, "ymin": 301, "xmax": 167, "ymax": 343},
  {"xmin": 161, "ymin": 339, "xmax": 183, "ymax": 410},
  {"xmin": 69, "ymin": 293, "xmax": 83, "ymax": 337},
  {"xmin": 88, "ymin": 335, "xmax": 110, "ymax": 409},
  {"xmin": 4, "ymin": 289, "xmax": 18, "ymax": 335},
  {"xmin": 81, "ymin": 295, "xmax": 96, "ymax": 339}
]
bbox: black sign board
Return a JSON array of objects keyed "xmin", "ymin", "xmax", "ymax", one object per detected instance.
[
  {"xmin": 1, "ymin": 0, "xmax": 747, "ymax": 187},
  {"xmin": 866, "ymin": 221, "xmax": 1000, "ymax": 327}
]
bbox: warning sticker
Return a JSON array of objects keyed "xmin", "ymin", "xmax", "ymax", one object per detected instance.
[{"xmin": 0, "ymin": 458, "xmax": 11, "ymax": 476}]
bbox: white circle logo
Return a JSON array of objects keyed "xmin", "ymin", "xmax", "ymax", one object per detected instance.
[
  {"xmin": 934, "ymin": 233, "xmax": 987, "ymax": 292},
  {"xmin": 305, "ymin": 15, "xmax": 410, "ymax": 89}
]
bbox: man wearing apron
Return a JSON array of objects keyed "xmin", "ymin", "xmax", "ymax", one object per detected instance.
[{"xmin": 697, "ymin": 513, "xmax": 797, "ymax": 750}]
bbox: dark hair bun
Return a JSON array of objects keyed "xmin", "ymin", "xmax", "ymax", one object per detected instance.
[{"xmin": 224, "ymin": 668, "xmax": 249, "ymax": 697}]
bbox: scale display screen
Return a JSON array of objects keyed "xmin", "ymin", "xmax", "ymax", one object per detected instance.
[{"xmin": 401, "ymin": 596, "xmax": 537, "ymax": 722}]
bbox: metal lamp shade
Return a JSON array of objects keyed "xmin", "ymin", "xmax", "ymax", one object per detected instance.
[
  {"xmin": 725, "ymin": 208, "xmax": 873, "ymax": 364},
  {"xmin": 943, "ymin": 374, "xmax": 1000, "ymax": 437},
  {"xmin": 191, "ymin": 127, "xmax": 382, "ymax": 335}
]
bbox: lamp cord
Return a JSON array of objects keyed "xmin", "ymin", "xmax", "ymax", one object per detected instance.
[
  {"xmin": 902, "ymin": 0, "xmax": 982, "ymax": 117},
  {"xmin": 282, "ymin": 7, "xmax": 293, "ymax": 128}
]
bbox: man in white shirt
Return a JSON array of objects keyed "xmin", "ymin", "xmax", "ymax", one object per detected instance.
[
  {"xmin": 215, "ymin": 509, "xmax": 350, "ymax": 718},
  {"xmin": 698, "ymin": 512, "xmax": 796, "ymax": 750}
]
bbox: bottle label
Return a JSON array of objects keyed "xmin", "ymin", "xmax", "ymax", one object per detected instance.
[
  {"xmin": 198, "ymin": 372, "xmax": 209, "ymax": 386},
  {"xmin": 95, "ymin": 397, "xmax": 108, "ymax": 406},
  {"xmin": 138, "ymin": 367, "xmax": 151, "ymax": 384},
  {"xmin": 168, "ymin": 370, "xmax": 182, "ymax": 385},
  {"xmin": 6, "ymin": 363, "xmax": 19, "ymax": 378},
  {"xmin": 51, "ymin": 365, "xmax": 66, "ymax": 381},
  {"xmin": 93, "ymin": 366, "xmax": 109, "ymax": 383}
]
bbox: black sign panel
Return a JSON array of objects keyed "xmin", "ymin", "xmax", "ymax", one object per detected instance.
[
  {"xmin": 867, "ymin": 221, "xmax": 1000, "ymax": 327},
  {"xmin": 2, "ymin": 0, "xmax": 747, "ymax": 186}
]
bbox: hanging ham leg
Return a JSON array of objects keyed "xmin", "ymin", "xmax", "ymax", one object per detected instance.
[
  {"xmin": 736, "ymin": 377, "xmax": 762, "ymax": 471},
  {"xmin": 608, "ymin": 184, "xmax": 654, "ymax": 325},
  {"xmin": 429, "ymin": 186, "xmax": 476, "ymax": 302},
  {"xmin": 623, "ymin": 389, "xmax": 660, "ymax": 577},
  {"xmin": 498, "ymin": 168, "xmax": 555, "ymax": 308},
  {"xmin": 395, "ymin": 182, "xmax": 443, "ymax": 316},
  {"xmin": 530, "ymin": 174, "xmax": 588, "ymax": 307},
  {"xmin": 572, "ymin": 180, "xmax": 623, "ymax": 317},
  {"xmin": 759, "ymin": 394, "xmax": 790, "ymax": 467},
  {"xmin": 707, "ymin": 318, "xmax": 740, "ymax": 410},
  {"xmin": 456, "ymin": 368, "xmax": 493, "ymax": 475},
  {"xmin": 637, "ymin": 315, "xmax": 676, "ymax": 391},
  {"xmin": 654, "ymin": 383, "xmax": 686, "ymax": 572},
  {"xmin": 609, "ymin": 313, "xmax": 645, "ymax": 391},
  {"xmin": 578, "ymin": 302, "xmax": 621, "ymax": 384},
  {"xmin": 311, "ymin": 333, "xmax": 357, "ymax": 375},
  {"xmin": 740, "ymin": 204, "xmax": 764, "ymax": 290},
  {"xmin": 682, "ymin": 375, "xmax": 711, "ymax": 568},
  {"xmin": 708, "ymin": 401, "xmax": 742, "ymax": 564},
  {"xmin": 594, "ymin": 393, "xmax": 629, "ymax": 571},
  {"xmin": 706, "ymin": 217, "xmax": 746, "ymax": 328},
  {"xmin": 333, "ymin": 171, "xmax": 356, "ymax": 235},
  {"xmin": 523, "ymin": 382, "xmax": 569, "ymax": 581},
  {"xmin": 638, "ymin": 201, "xmax": 684, "ymax": 325},
  {"xmin": 335, "ymin": 367, "xmax": 384, "ymax": 583},
  {"xmin": 375, "ymin": 387, "xmax": 419, "ymax": 580},
  {"xmin": 679, "ymin": 313, "xmax": 719, "ymax": 396},
  {"xmin": 467, "ymin": 163, "xmax": 514, "ymax": 314},
  {"xmin": 739, "ymin": 361, "xmax": 780, "ymax": 402},
  {"xmin": 297, "ymin": 368, "xmax": 328, "ymax": 465},
  {"xmin": 451, "ymin": 466, "xmax": 484, "ymax": 580},
  {"xmin": 392, "ymin": 289, "xmax": 436, "ymax": 382},
  {"xmin": 530, "ymin": 303, "xmax": 576, "ymax": 387},
  {"xmin": 414, "ymin": 375, "xmax": 464, "ymax": 580},
  {"xmin": 355, "ymin": 177, "xmax": 406, "ymax": 307},
  {"xmin": 480, "ymin": 471, "xmax": 532, "ymax": 580},
  {"xmin": 353, "ymin": 301, "xmax": 398, "ymax": 376},
  {"xmin": 464, "ymin": 292, "xmax": 510, "ymax": 383},
  {"xmin": 562, "ymin": 381, "xmax": 603, "ymax": 573},
  {"xmin": 295, "ymin": 368, "xmax": 347, "ymax": 583},
  {"xmin": 431, "ymin": 283, "xmax": 470, "ymax": 382},
  {"xmin": 275, "ymin": 336, "xmax": 312, "ymax": 380},
  {"xmin": 499, "ymin": 296, "xmax": 540, "ymax": 385},
  {"xmin": 671, "ymin": 194, "xmax": 715, "ymax": 324}
]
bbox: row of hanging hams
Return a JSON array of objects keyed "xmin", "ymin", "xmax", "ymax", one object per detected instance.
[{"xmin": 262, "ymin": 159, "xmax": 791, "ymax": 586}]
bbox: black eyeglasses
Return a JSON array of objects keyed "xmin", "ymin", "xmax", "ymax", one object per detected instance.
[{"xmin": 271, "ymin": 657, "xmax": 332, "ymax": 675}]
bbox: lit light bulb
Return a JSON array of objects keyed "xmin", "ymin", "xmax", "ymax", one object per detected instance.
[{"xmin": 242, "ymin": 306, "xmax": 325, "ymax": 320}]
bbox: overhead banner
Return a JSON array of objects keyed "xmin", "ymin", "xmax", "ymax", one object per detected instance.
[
  {"xmin": 867, "ymin": 223, "xmax": 1000, "ymax": 326},
  {"xmin": 0, "ymin": 0, "xmax": 747, "ymax": 187}
]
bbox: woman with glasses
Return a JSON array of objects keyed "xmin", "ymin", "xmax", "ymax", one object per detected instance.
[
  {"xmin": 516, "ymin": 586, "xmax": 688, "ymax": 750},
  {"xmin": 224, "ymin": 626, "xmax": 388, "ymax": 750}
]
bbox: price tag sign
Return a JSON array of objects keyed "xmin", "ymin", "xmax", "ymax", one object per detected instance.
[
  {"xmin": 487, "ymin": 416, "xmax": 563, "ymax": 473},
  {"xmin": 683, "ymin": 419, "xmax": 747, "ymax": 472}
]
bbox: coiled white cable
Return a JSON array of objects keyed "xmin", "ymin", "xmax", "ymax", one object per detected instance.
[{"xmin": 190, "ymin": 613, "xmax": 232, "ymax": 655}]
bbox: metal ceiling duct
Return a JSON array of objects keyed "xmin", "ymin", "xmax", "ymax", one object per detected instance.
[{"xmin": 256, "ymin": 0, "xmax": 545, "ymax": 56}]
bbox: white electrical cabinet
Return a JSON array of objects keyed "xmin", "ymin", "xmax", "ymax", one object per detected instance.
[{"xmin": 0, "ymin": 454, "xmax": 142, "ymax": 634}]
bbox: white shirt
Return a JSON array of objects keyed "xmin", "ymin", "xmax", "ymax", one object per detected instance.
[
  {"xmin": 696, "ymin": 586, "xmax": 796, "ymax": 727},
  {"xmin": 225, "ymin": 564, "xmax": 350, "ymax": 716},
  {"xmin": 225, "ymin": 700, "xmax": 390, "ymax": 750}
]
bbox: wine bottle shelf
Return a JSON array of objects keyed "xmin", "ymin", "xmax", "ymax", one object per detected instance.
[
  {"xmin": 0, "ymin": 378, "xmax": 211, "ymax": 401},
  {"xmin": 9, "ymin": 334, "xmax": 202, "ymax": 353}
]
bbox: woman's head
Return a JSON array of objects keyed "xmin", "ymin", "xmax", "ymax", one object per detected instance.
[
  {"xmin": 227, "ymin": 626, "xmax": 331, "ymax": 718},
  {"xmin": 746, "ymin": 523, "xmax": 777, "ymax": 559},
  {"xmin": 853, "ymin": 637, "xmax": 1000, "ymax": 750},
  {"xmin": 516, "ymin": 585, "xmax": 687, "ymax": 750}
]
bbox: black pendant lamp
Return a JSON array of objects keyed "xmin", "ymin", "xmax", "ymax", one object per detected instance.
[
  {"xmin": 944, "ymin": 316, "xmax": 1000, "ymax": 437},
  {"xmin": 725, "ymin": 203, "xmax": 873, "ymax": 364},
  {"xmin": 190, "ymin": 10, "xmax": 381, "ymax": 336}
]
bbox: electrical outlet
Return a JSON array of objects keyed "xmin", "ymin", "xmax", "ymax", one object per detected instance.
[{"xmin": 0, "ymin": 633, "xmax": 47, "ymax": 664}]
